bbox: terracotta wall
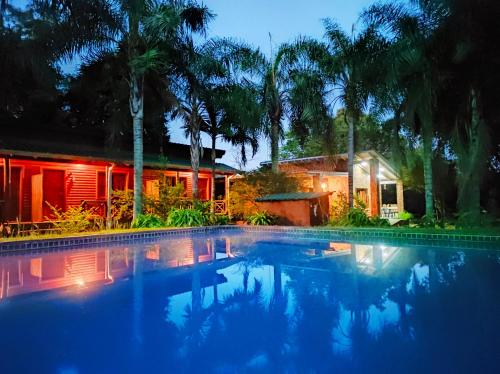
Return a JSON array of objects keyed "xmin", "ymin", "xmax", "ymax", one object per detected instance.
[{"xmin": 257, "ymin": 200, "xmax": 311, "ymax": 226}]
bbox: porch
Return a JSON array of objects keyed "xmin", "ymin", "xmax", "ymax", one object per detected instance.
[{"xmin": 274, "ymin": 150, "xmax": 404, "ymax": 219}]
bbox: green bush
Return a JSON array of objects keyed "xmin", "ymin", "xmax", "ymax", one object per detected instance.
[
  {"xmin": 131, "ymin": 214, "xmax": 165, "ymax": 228},
  {"xmin": 143, "ymin": 181, "xmax": 189, "ymax": 219},
  {"xmin": 111, "ymin": 190, "xmax": 134, "ymax": 226},
  {"xmin": 329, "ymin": 196, "xmax": 390, "ymax": 227},
  {"xmin": 346, "ymin": 206, "xmax": 372, "ymax": 226},
  {"xmin": 247, "ymin": 211, "xmax": 275, "ymax": 226},
  {"xmin": 47, "ymin": 203, "xmax": 102, "ymax": 233},
  {"xmin": 166, "ymin": 208, "xmax": 206, "ymax": 227},
  {"xmin": 399, "ymin": 210, "xmax": 414, "ymax": 220},
  {"xmin": 207, "ymin": 214, "xmax": 230, "ymax": 225}
]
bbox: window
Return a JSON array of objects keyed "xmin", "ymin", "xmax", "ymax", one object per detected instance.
[
  {"xmin": 112, "ymin": 173, "xmax": 127, "ymax": 191},
  {"xmin": 382, "ymin": 184, "xmax": 397, "ymax": 204},
  {"xmin": 165, "ymin": 176, "xmax": 176, "ymax": 187},
  {"xmin": 97, "ymin": 171, "xmax": 106, "ymax": 199},
  {"xmin": 178, "ymin": 177, "xmax": 188, "ymax": 196}
]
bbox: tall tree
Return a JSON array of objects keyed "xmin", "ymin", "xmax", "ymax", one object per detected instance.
[
  {"xmin": 302, "ymin": 21, "xmax": 385, "ymax": 207},
  {"xmin": 32, "ymin": 0, "xmax": 212, "ymax": 219},
  {"xmin": 364, "ymin": 0, "xmax": 449, "ymax": 219}
]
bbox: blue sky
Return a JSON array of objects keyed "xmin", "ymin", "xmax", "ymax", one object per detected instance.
[
  {"xmin": 183, "ymin": 0, "xmax": 375, "ymax": 169},
  {"xmin": 12, "ymin": 0, "xmax": 374, "ymax": 169}
]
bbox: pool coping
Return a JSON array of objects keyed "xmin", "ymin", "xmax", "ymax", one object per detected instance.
[{"xmin": 1, "ymin": 225, "xmax": 499, "ymax": 253}]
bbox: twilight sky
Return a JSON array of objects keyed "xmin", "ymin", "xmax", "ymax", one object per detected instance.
[
  {"xmin": 176, "ymin": 0, "xmax": 375, "ymax": 170},
  {"xmin": 12, "ymin": 0, "xmax": 374, "ymax": 170}
]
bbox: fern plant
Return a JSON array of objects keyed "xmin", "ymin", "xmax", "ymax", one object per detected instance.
[
  {"xmin": 131, "ymin": 214, "xmax": 165, "ymax": 228},
  {"xmin": 166, "ymin": 208, "xmax": 206, "ymax": 227},
  {"xmin": 247, "ymin": 211, "xmax": 275, "ymax": 226}
]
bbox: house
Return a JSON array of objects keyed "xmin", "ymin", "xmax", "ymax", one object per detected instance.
[
  {"xmin": 0, "ymin": 135, "xmax": 237, "ymax": 223},
  {"xmin": 262, "ymin": 150, "xmax": 404, "ymax": 218}
]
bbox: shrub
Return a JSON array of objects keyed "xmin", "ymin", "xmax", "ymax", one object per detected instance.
[
  {"xmin": 47, "ymin": 203, "xmax": 102, "ymax": 233},
  {"xmin": 330, "ymin": 192, "xmax": 349, "ymax": 224},
  {"xmin": 329, "ymin": 195, "xmax": 389, "ymax": 227},
  {"xmin": 143, "ymin": 181, "xmax": 189, "ymax": 219},
  {"xmin": 207, "ymin": 214, "xmax": 230, "ymax": 226},
  {"xmin": 247, "ymin": 211, "xmax": 275, "ymax": 226},
  {"xmin": 111, "ymin": 190, "xmax": 134, "ymax": 226},
  {"xmin": 346, "ymin": 206, "xmax": 372, "ymax": 226},
  {"xmin": 131, "ymin": 214, "xmax": 165, "ymax": 228},
  {"xmin": 166, "ymin": 208, "xmax": 206, "ymax": 227},
  {"xmin": 399, "ymin": 210, "xmax": 414, "ymax": 220},
  {"xmin": 229, "ymin": 170, "xmax": 302, "ymax": 219}
]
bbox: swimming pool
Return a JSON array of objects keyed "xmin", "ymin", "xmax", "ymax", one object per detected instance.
[{"xmin": 0, "ymin": 229, "xmax": 499, "ymax": 373}]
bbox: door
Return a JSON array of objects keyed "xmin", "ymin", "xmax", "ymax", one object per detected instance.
[
  {"xmin": 31, "ymin": 174, "xmax": 43, "ymax": 221},
  {"xmin": 42, "ymin": 170, "xmax": 65, "ymax": 218},
  {"xmin": 0, "ymin": 166, "xmax": 22, "ymax": 221},
  {"xmin": 198, "ymin": 178, "xmax": 209, "ymax": 200}
]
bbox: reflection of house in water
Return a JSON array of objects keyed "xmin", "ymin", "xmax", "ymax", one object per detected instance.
[
  {"xmin": 298, "ymin": 241, "xmax": 401, "ymax": 274},
  {"xmin": 0, "ymin": 236, "xmax": 233, "ymax": 300}
]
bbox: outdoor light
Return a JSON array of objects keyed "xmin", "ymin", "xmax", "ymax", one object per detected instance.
[
  {"xmin": 361, "ymin": 161, "xmax": 368, "ymax": 167},
  {"xmin": 321, "ymin": 182, "xmax": 327, "ymax": 191}
]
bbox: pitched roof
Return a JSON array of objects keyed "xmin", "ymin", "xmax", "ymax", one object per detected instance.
[
  {"xmin": 261, "ymin": 150, "xmax": 400, "ymax": 180},
  {"xmin": 0, "ymin": 137, "xmax": 239, "ymax": 174},
  {"xmin": 255, "ymin": 191, "xmax": 332, "ymax": 202}
]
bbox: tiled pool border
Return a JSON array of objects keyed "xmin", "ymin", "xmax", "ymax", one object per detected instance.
[{"xmin": 1, "ymin": 225, "xmax": 500, "ymax": 253}]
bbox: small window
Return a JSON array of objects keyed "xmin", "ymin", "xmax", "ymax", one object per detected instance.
[
  {"xmin": 382, "ymin": 184, "xmax": 397, "ymax": 204},
  {"xmin": 97, "ymin": 172, "xmax": 106, "ymax": 199},
  {"xmin": 165, "ymin": 176, "xmax": 176, "ymax": 187},
  {"xmin": 112, "ymin": 173, "xmax": 127, "ymax": 191},
  {"xmin": 178, "ymin": 177, "xmax": 188, "ymax": 196}
]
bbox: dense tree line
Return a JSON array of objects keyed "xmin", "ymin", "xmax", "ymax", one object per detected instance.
[{"xmin": 1, "ymin": 0, "xmax": 500, "ymax": 225}]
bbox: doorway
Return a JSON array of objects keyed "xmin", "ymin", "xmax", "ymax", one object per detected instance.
[{"xmin": 42, "ymin": 170, "xmax": 65, "ymax": 218}]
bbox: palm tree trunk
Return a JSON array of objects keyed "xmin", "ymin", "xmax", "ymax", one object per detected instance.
[
  {"xmin": 130, "ymin": 71, "xmax": 144, "ymax": 221},
  {"xmin": 270, "ymin": 120, "xmax": 280, "ymax": 173},
  {"xmin": 190, "ymin": 118, "xmax": 201, "ymax": 200},
  {"xmin": 210, "ymin": 133, "xmax": 216, "ymax": 213},
  {"xmin": 456, "ymin": 89, "xmax": 485, "ymax": 224},
  {"xmin": 422, "ymin": 120, "xmax": 434, "ymax": 219},
  {"xmin": 347, "ymin": 114, "xmax": 355, "ymax": 208}
]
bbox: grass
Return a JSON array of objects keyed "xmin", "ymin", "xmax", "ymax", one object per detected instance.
[
  {"xmin": 0, "ymin": 226, "xmax": 191, "ymax": 243},
  {"xmin": 326, "ymin": 225, "xmax": 500, "ymax": 236},
  {"xmin": 2, "ymin": 222, "xmax": 500, "ymax": 244}
]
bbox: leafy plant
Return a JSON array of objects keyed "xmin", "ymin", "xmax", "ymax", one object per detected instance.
[
  {"xmin": 46, "ymin": 203, "xmax": 102, "ymax": 233},
  {"xmin": 346, "ymin": 206, "xmax": 372, "ymax": 227},
  {"xmin": 131, "ymin": 214, "xmax": 165, "ymax": 228},
  {"xmin": 111, "ymin": 190, "xmax": 134, "ymax": 227},
  {"xmin": 330, "ymin": 192, "xmax": 350, "ymax": 224},
  {"xmin": 166, "ymin": 208, "xmax": 206, "ymax": 227},
  {"xmin": 143, "ymin": 181, "xmax": 190, "ymax": 219},
  {"xmin": 229, "ymin": 170, "xmax": 302, "ymax": 219},
  {"xmin": 399, "ymin": 210, "xmax": 414, "ymax": 220},
  {"xmin": 207, "ymin": 214, "xmax": 230, "ymax": 226},
  {"xmin": 247, "ymin": 211, "xmax": 275, "ymax": 226}
]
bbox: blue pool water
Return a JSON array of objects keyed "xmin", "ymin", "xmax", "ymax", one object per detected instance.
[{"xmin": 0, "ymin": 231, "xmax": 499, "ymax": 373}]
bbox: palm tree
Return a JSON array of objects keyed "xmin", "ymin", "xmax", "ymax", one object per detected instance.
[
  {"xmin": 305, "ymin": 21, "xmax": 386, "ymax": 207},
  {"xmin": 31, "ymin": 0, "xmax": 212, "ymax": 219},
  {"xmin": 364, "ymin": 0, "xmax": 449, "ymax": 219},
  {"xmin": 199, "ymin": 39, "xmax": 262, "ymax": 208},
  {"xmin": 202, "ymin": 82, "xmax": 260, "ymax": 208}
]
